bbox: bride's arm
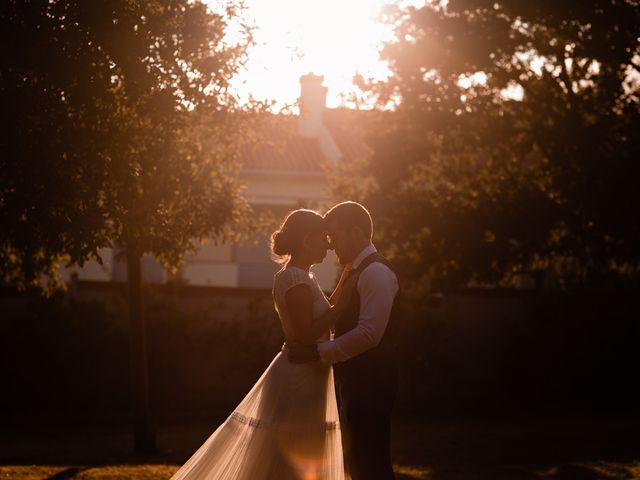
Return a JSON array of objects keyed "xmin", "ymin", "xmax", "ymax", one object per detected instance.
[
  {"xmin": 284, "ymin": 284, "xmax": 319, "ymax": 345},
  {"xmin": 309, "ymin": 303, "xmax": 344, "ymax": 339},
  {"xmin": 285, "ymin": 285, "xmax": 346, "ymax": 344},
  {"xmin": 311, "ymin": 271, "xmax": 358, "ymax": 337}
]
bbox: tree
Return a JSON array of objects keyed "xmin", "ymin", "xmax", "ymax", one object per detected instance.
[
  {"xmin": 346, "ymin": 0, "xmax": 640, "ymax": 294},
  {"xmin": 1, "ymin": 0, "xmax": 258, "ymax": 452}
]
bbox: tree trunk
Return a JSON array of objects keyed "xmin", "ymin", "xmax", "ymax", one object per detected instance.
[{"xmin": 127, "ymin": 250, "xmax": 157, "ymax": 454}]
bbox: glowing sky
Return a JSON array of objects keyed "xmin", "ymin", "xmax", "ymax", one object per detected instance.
[
  {"xmin": 208, "ymin": 1, "xmax": 532, "ymax": 109},
  {"xmin": 221, "ymin": 0, "xmax": 400, "ymax": 110},
  {"xmin": 204, "ymin": 1, "xmax": 632, "ymax": 110}
]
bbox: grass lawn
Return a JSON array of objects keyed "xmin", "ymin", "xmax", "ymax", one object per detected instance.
[
  {"xmin": 1, "ymin": 414, "xmax": 638, "ymax": 479},
  {"xmin": 2, "ymin": 462, "xmax": 639, "ymax": 480}
]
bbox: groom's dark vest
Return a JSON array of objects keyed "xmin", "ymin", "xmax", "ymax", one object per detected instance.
[{"xmin": 333, "ymin": 253, "xmax": 401, "ymax": 386}]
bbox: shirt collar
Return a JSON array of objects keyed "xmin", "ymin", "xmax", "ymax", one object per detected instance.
[{"xmin": 352, "ymin": 243, "xmax": 377, "ymax": 270}]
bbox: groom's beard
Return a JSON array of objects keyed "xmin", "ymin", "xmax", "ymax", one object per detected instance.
[{"xmin": 337, "ymin": 245, "xmax": 358, "ymax": 266}]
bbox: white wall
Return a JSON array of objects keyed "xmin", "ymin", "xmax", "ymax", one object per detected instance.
[{"xmin": 181, "ymin": 241, "xmax": 238, "ymax": 287}]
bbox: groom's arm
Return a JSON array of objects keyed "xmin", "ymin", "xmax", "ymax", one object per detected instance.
[{"xmin": 316, "ymin": 263, "xmax": 398, "ymax": 365}]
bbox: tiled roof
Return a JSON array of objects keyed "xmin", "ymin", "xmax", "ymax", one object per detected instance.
[
  {"xmin": 239, "ymin": 109, "xmax": 371, "ymax": 174},
  {"xmin": 324, "ymin": 108, "xmax": 373, "ymax": 165},
  {"xmin": 240, "ymin": 116, "xmax": 326, "ymax": 173}
]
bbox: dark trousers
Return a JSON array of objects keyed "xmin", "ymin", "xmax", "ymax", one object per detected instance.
[{"xmin": 335, "ymin": 366, "xmax": 398, "ymax": 480}]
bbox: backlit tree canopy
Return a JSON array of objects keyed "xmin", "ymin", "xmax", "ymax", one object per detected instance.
[
  {"xmin": 348, "ymin": 0, "xmax": 640, "ymax": 293},
  {"xmin": 1, "ymin": 0, "xmax": 256, "ymax": 291}
]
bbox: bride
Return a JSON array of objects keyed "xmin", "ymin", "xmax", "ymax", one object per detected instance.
[{"xmin": 169, "ymin": 209, "xmax": 351, "ymax": 480}]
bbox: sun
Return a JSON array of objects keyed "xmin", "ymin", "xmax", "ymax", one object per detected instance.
[{"xmin": 220, "ymin": 0, "xmax": 396, "ymax": 109}]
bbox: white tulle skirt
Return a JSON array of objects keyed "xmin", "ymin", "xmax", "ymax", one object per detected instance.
[{"xmin": 169, "ymin": 350, "xmax": 344, "ymax": 480}]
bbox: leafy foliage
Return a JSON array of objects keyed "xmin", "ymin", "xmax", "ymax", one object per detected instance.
[
  {"xmin": 0, "ymin": 0, "xmax": 258, "ymax": 292},
  {"xmin": 346, "ymin": 0, "xmax": 640, "ymax": 293}
]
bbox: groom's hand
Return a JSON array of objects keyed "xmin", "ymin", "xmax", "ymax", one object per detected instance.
[{"xmin": 286, "ymin": 340, "xmax": 320, "ymax": 364}]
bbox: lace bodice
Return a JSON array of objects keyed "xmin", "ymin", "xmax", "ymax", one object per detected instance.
[{"xmin": 273, "ymin": 265, "xmax": 331, "ymax": 343}]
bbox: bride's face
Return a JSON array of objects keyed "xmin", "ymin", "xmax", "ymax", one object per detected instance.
[{"xmin": 305, "ymin": 230, "xmax": 330, "ymax": 264}]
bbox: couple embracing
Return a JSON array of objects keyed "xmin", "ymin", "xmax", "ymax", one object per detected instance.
[{"xmin": 170, "ymin": 201, "xmax": 400, "ymax": 480}]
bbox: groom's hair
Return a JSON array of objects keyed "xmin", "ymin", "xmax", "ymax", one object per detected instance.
[{"xmin": 324, "ymin": 201, "xmax": 373, "ymax": 240}]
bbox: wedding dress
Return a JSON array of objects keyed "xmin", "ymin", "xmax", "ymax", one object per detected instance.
[{"xmin": 169, "ymin": 265, "xmax": 344, "ymax": 480}]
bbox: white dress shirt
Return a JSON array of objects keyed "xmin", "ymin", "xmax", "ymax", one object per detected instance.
[{"xmin": 317, "ymin": 244, "xmax": 399, "ymax": 365}]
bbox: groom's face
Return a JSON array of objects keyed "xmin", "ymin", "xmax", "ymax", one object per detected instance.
[{"xmin": 326, "ymin": 221, "xmax": 357, "ymax": 266}]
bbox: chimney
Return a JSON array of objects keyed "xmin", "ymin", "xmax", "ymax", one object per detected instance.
[{"xmin": 297, "ymin": 74, "xmax": 327, "ymax": 138}]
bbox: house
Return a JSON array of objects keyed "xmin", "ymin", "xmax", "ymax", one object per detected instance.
[{"xmin": 64, "ymin": 74, "xmax": 371, "ymax": 292}]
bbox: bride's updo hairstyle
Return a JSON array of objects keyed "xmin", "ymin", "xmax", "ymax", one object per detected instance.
[{"xmin": 270, "ymin": 209, "xmax": 325, "ymax": 263}]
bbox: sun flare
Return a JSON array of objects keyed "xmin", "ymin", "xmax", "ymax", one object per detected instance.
[{"xmin": 221, "ymin": 0, "xmax": 397, "ymax": 109}]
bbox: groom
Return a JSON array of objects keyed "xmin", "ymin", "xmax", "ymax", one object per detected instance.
[{"xmin": 291, "ymin": 201, "xmax": 400, "ymax": 480}]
